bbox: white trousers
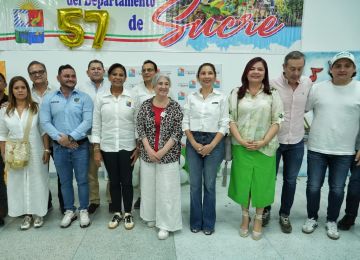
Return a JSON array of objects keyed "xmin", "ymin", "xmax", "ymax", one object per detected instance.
[{"xmin": 140, "ymin": 159, "xmax": 182, "ymax": 232}]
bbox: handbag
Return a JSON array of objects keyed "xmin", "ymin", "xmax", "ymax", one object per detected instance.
[{"xmin": 5, "ymin": 111, "xmax": 34, "ymax": 170}]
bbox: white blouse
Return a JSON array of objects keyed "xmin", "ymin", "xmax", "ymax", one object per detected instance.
[
  {"xmin": 92, "ymin": 88, "xmax": 138, "ymax": 152},
  {"xmin": 182, "ymin": 89, "xmax": 229, "ymax": 135}
]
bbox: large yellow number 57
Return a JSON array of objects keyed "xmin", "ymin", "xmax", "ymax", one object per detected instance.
[{"xmin": 57, "ymin": 8, "xmax": 110, "ymax": 49}]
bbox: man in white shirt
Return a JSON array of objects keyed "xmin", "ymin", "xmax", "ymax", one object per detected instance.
[
  {"xmin": 302, "ymin": 51, "xmax": 360, "ymax": 240},
  {"xmin": 27, "ymin": 60, "xmax": 64, "ymax": 214},
  {"xmin": 262, "ymin": 51, "xmax": 312, "ymax": 233},
  {"xmin": 132, "ymin": 60, "xmax": 158, "ymax": 209},
  {"xmin": 78, "ymin": 60, "xmax": 110, "ymax": 214}
]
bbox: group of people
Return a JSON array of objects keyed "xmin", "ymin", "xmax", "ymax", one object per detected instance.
[{"xmin": 0, "ymin": 51, "xmax": 359, "ymax": 242}]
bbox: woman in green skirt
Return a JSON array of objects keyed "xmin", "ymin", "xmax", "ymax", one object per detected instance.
[{"xmin": 228, "ymin": 57, "xmax": 284, "ymax": 240}]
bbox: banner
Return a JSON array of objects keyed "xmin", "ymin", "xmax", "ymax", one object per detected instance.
[
  {"xmin": 0, "ymin": 0, "xmax": 303, "ymax": 53},
  {"xmin": 125, "ymin": 64, "xmax": 222, "ymax": 106}
]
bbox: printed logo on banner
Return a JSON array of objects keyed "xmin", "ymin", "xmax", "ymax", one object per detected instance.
[
  {"xmin": 178, "ymin": 91, "xmax": 186, "ymax": 101},
  {"xmin": 128, "ymin": 68, "xmax": 136, "ymax": 77},
  {"xmin": 177, "ymin": 68, "xmax": 185, "ymax": 77},
  {"xmin": 189, "ymin": 80, "xmax": 196, "ymax": 89},
  {"xmin": 13, "ymin": 7, "xmax": 44, "ymax": 45}
]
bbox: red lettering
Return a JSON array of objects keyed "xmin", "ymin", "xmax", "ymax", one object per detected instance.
[{"xmin": 152, "ymin": 0, "xmax": 285, "ymax": 47}]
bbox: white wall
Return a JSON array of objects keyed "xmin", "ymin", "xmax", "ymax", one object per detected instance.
[{"xmin": 1, "ymin": 0, "xmax": 359, "ymax": 95}]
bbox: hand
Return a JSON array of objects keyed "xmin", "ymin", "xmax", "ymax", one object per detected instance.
[
  {"xmin": 130, "ymin": 148, "xmax": 139, "ymax": 166},
  {"xmin": 199, "ymin": 144, "xmax": 214, "ymax": 157},
  {"xmin": 192, "ymin": 142, "xmax": 204, "ymax": 154},
  {"xmin": 42, "ymin": 151, "xmax": 50, "ymax": 164},
  {"xmin": 58, "ymin": 134, "xmax": 70, "ymax": 147},
  {"xmin": 245, "ymin": 140, "xmax": 266, "ymax": 151},
  {"xmin": 146, "ymin": 147, "xmax": 160, "ymax": 163},
  {"xmin": 0, "ymin": 101, "xmax": 8, "ymax": 109},
  {"xmin": 355, "ymin": 150, "xmax": 360, "ymax": 166},
  {"xmin": 94, "ymin": 150, "xmax": 102, "ymax": 167}
]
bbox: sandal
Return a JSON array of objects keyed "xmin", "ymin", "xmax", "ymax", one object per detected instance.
[
  {"xmin": 252, "ymin": 214, "xmax": 263, "ymax": 240},
  {"xmin": 240, "ymin": 209, "xmax": 250, "ymax": 237}
]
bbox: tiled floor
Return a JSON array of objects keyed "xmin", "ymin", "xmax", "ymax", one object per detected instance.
[{"xmin": 0, "ymin": 171, "xmax": 359, "ymax": 260}]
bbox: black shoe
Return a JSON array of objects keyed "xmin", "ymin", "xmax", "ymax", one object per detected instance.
[
  {"xmin": 191, "ymin": 228, "xmax": 200, "ymax": 233},
  {"xmin": 338, "ymin": 215, "xmax": 355, "ymax": 230},
  {"xmin": 0, "ymin": 217, "xmax": 4, "ymax": 226},
  {"xmin": 134, "ymin": 197, "xmax": 141, "ymax": 209},
  {"xmin": 279, "ymin": 215, "xmax": 292, "ymax": 233},
  {"xmin": 262, "ymin": 209, "xmax": 271, "ymax": 227},
  {"xmin": 109, "ymin": 203, "xmax": 114, "ymax": 214},
  {"xmin": 88, "ymin": 203, "xmax": 99, "ymax": 214}
]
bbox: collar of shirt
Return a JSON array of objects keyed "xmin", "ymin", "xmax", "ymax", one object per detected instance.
[
  {"xmin": 31, "ymin": 84, "xmax": 52, "ymax": 95},
  {"xmin": 101, "ymin": 87, "xmax": 133, "ymax": 98},
  {"xmin": 245, "ymin": 85, "xmax": 264, "ymax": 97},
  {"xmin": 88, "ymin": 79, "xmax": 107, "ymax": 90},
  {"xmin": 281, "ymin": 73, "xmax": 301, "ymax": 87},
  {"xmin": 194, "ymin": 88, "xmax": 221, "ymax": 98},
  {"xmin": 56, "ymin": 88, "xmax": 79, "ymax": 97}
]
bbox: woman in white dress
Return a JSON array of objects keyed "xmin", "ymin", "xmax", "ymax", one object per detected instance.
[{"xmin": 0, "ymin": 76, "xmax": 50, "ymax": 230}]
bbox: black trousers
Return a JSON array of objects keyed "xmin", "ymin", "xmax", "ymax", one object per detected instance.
[
  {"xmin": 102, "ymin": 150, "xmax": 134, "ymax": 213},
  {"xmin": 0, "ymin": 155, "xmax": 7, "ymax": 218}
]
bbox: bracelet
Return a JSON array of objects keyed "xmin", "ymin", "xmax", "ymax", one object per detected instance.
[
  {"xmin": 44, "ymin": 149, "xmax": 51, "ymax": 153},
  {"xmin": 94, "ymin": 147, "xmax": 100, "ymax": 151}
]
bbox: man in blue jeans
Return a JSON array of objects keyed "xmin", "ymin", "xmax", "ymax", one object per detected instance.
[
  {"xmin": 40, "ymin": 64, "xmax": 93, "ymax": 228},
  {"xmin": 302, "ymin": 51, "xmax": 360, "ymax": 240},
  {"xmin": 262, "ymin": 51, "xmax": 312, "ymax": 233}
]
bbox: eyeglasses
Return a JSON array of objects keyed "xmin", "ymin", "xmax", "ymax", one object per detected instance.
[
  {"xmin": 29, "ymin": 70, "xmax": 45, "ymax": 76},
  {"xmin": 142, "ymin": 68, "xmax": 155, "ymax": 73}
]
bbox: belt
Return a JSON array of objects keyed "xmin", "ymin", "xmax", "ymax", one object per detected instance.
[{"xmin": 54, "ymin": 138, "xmax": 88, "ymax": 146}]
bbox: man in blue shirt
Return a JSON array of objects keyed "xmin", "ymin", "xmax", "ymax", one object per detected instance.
[{"xmin": 40, "ymin": 64, "xmax": 93, "ymax": 228}]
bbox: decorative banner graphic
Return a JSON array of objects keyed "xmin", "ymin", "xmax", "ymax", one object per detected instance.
[
  {"xmin": 304, "ymin": 51, "xmax": 360, "ymax": 83},
  {"xmin": 13, "ymin": 9, "xmax": 44, "ymax": 44},
  {"xmin": 0, "ymin": 0, "xmax": 304, "ymax": 53}
]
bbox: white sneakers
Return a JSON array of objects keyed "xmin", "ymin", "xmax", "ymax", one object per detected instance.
[
  {"xmin": 302, "ymin": 218, "xmax": 318, "ymax": 234},
  {"xmin": 61, "ymin": 210, "xmax": 78, "ymax": 228},
  {"xmin": 61, "ymin": 210, "xmax": 91, "ymax": 228},
  {"xmin": 158, "ymin": 229, "xmax": 169, "ymax": 240},
  {"xmin": 79, "ymin": 210, "xmax": 91, "ymax": 228},
  {"xmin": 326, "ymin": 221, "xmax": 340, "ymax": 240},
  {"xmin": 302, "ymin": 218, "xmax": 340, "ymax": 240},
  {"xmin": 108, "ymin": 213, "xmax": 122, "ymax": 229}
]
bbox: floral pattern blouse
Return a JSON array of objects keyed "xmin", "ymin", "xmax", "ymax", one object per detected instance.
[
  {"xmin": 137, "ymin": 98, "xmax": 183, "ymax": 164},
  {"xmin": 228, "ymin": 86, "xmax": 284, "ymax": 156}
]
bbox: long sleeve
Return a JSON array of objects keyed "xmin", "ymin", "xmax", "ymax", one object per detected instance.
[
  {"xmin": 91, "ymin": 95, "xmax": 101, "ymax": 144},
  {"xmin": 39, "ymin": 94, "xmax": 61, "ymax": 141}
]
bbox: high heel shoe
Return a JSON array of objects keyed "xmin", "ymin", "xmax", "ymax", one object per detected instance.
[
  {"xmin": 252, "ymin": 214, "xmax": 263, "ymax": 240},
  {"xmin": 239, "ymin": 210, "xmax": 250, "ymax": 237}
]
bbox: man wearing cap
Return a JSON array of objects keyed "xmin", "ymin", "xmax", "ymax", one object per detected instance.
[
  {"xmin": 262, "ymin": 51, "xmax": 312, "ymax": 233},
  {"xmin": 302, "ymin": 51, "xmax": 360, "ymax": 240}
]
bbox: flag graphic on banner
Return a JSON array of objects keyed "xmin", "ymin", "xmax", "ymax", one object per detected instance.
[{"xmin": 13, "ymin": 9, "xmax": 44, "ymax": 44}]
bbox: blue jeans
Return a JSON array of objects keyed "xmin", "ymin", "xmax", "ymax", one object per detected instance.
[
  {"xmin": 344, "ymin": 157, "xmax": 360, "ymax": 217},
  {"xmin": 276, "ymin": 140, "xmax": 304, "ymax": 216},
  {"xmin": 187, "ymin": 132, "xmax": 224, "ymax": 231},
  {"xmin": 306, "ymin": 150, "xmax": 353, "ymax": 222},
  {"xmin": 53, "ymin": 142, "xmax": 90, "ymax": 211}
]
